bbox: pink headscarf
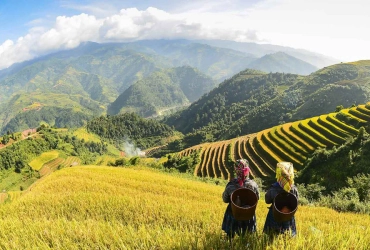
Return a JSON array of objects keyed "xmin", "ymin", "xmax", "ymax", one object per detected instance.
[{"xmin": 235, "ymin": 159, "xmax": 250, "ymax": 187}]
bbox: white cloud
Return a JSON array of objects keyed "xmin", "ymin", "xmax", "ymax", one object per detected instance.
[
  {"xmin": 38, "ymin": 14, "xmax": 102, "ymax": 51},
  {"xmin": 243, "ymin": 0, "xmax": 370, "ymax": 61},
  {"xmin": 0, "ymin": 7, "xmax": 261, "ymax": 69},
  {"xmin": 0, "ymin": 0, "xmax": 370, "ymax": 69}
]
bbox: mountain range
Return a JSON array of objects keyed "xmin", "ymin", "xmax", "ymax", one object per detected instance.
[
  {"xmin": 107, "ymin": 66, "xmax": 216, "ymax": 117},
  {"xmin": 163, "ymin": 60, "xmax": 370, "ymax": 147},
  {"xmin": 0, "ymin": 39, "xmax": 342, "ymax": 134}
]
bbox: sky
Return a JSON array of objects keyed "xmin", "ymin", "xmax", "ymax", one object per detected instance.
[{"xmin": 0, "ymin": 0, "xmax": 369, "ymax": 70}]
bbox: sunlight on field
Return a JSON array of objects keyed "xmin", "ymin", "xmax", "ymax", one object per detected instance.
[
  {"xmin": 95, "ymin": 155, "xmax": 117, "ymax": 165},
  {"xmin": 7, "ymin": 191, "xmax": 22, "ymax": 202},
  {"xmin": 29, "ymin": 151, "xmax": 59, "ymax": 170},
  {"xmin": 0, "ymin": 166, "xmax": 369, "ymax": 249},
  {"xmin": 73, "ymin": 127, "xmax": 101, "ymax": 142}
]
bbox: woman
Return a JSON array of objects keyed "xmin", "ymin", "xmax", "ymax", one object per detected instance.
[
  {"xmin": 263, "ymin": 162, "xmax": 299, "ymax": 237},
  {"xmin": 222, "ymin": 159, "xmax": 260, "ymax": 239}
]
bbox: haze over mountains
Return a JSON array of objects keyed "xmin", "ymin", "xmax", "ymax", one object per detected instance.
[{"xmin": 0, "ymin": 39, "xmax": 341, "ymax": 134}]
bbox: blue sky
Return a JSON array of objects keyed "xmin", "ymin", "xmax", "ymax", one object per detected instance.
[
  {"xmin": 0, "ymin": 0, "xmax": 369, "ymax": 69},
  {"xmin": 0, "ymin": 0, "xmax": 261, "ymax": 41}
]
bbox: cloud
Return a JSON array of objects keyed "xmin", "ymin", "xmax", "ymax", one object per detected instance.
[
  {"xmin": 37, "ymin": 14, "xmax": 102, "ymax": 51},
  {"xmin": 244, "ymin": 0, "xmax": 370, "ymax": 61},
  {"xmin": 2, "ymin": 0, "xmax": 369, "ymax": 69},
  {"xmin": 0, "ymin": 6, "xmax": 261, "ymax": 70}
]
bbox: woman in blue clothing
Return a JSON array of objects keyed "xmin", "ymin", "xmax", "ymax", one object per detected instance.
[
  {"xmin": 221, "ymin": 159, "xmax": 260, "ymax": 239},
  {"xmin": 263, "ymin": 162, "xmax": 299, "ymax": 237}
]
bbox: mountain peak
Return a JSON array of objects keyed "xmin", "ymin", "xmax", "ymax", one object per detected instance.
[{"xmin": 247, "ymin": 51, "xmax": 318, "ymax": 75}]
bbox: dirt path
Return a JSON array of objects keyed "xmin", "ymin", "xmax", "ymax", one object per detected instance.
[{"xmin": 0, "ymin": 129, "xmax": 38, "ymax": 150}]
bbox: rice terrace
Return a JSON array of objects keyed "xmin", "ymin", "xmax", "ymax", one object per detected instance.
[
  {"xmin": 1, "ymin": 1, "xmax": 370, "ymax": 248},
  {"xmin": 0, "ymin": 102, "xmax": 369, "ymax": 248},
  {"xmin": 0, "ymin": 166, "xmax": 368, "ymax": 249},
  {"xmin": 1, "ymin": 71, "xmax": 370, "ymax": 249}
]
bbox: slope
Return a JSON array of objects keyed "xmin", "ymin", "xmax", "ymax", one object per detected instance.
[
  {"xmin": 195, "ymin": 39, "xmax": 340, "ymax": 68},
  {"xmin": 0, "ymin": 40, "xmax": 256, "ymax": 132},
  {"xmin": 162, "ymin": 69, "xmax": 300, "ymax": 138},
  {"xmin": 0, "ymin": 166, "xmax": 369, "ymax": 249},
  {"xmin": 164, "ymin": 61, "xmax": 370, "ymax": 142},
  {"xmin": 131, "ymin": 39, "xmax": 257, "ymax": 81},
  {"xmin": 108, "ymin": 66, "xmax": 217, "ymax": 117},
  {"xmin": 0, "ymin": 47, "xmax": 171, "ymax": 132},
  {"xmin": 247, "ymin": 52, "xmax": 318, "ymax": 75},
  {"xmin": 170, "ymin": 102, "xmax": 370, "ymax": 183}
]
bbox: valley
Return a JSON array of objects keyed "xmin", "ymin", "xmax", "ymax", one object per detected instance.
[{"xmin": 0, "ymin": 39, "xmax": 370, "ymax": 249}]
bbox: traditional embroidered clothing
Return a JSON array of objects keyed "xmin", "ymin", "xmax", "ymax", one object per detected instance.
[
  {"xmin": 263, "ymin": 162, "xmax": 299, "ymax": 237},
  {"xmin": 263, "ymin": 182, "xmax": 298, "ymax": 236},
  {"xmin": 235, "ymin": 159, "xmax": 250, "ymax": 186},
  {"xmin": 276, "ymin": 162, "xmax": 294, "ymax": 192},
  {"xmin": 222, "ymin": 159, "xmax": 259, "ymax": 238}
]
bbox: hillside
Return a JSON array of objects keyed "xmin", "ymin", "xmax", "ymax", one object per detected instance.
[
  {"xmin": 162, "ymin": 69, "xmax": 300, "ymax": 139},
  {"xmin": 138, "ymin": 40, "xmax": 256, "ymax": 81},
  {"xmin": 195, "ymin": 39, "xmax": 340, "ymax": 68},
  {"xmin": 0, "ymin": 41, "xmax": 253, "ymax": 132},
  {"xmin": 0, "ymin": 46, "xmax": 170, "ymax": 131},
  {"xmin": 163, "ymin": 61, "xmax": 370, "ymax": 143},
  {"xmin": 86, "ymin": 112, "xmax": 178, "ymax": 149},
  {"xmin": 1, "ymin": 106, "xmax": 93, "ymax": 135},
  {"xmin": 166, "ymin": 103, "xmax": 370, "ymax": 185},
  {"xmin": 247, "ymin": 52, "xmax": 318, "ymax": 75},
  {"xmin": 0, "ymin": 166, "xmax": 368, "ymax": 249},
  {"xmin": 108, "ymin": 66, "xmax": 217, "ymax": 116},
  {"xmin": 0, "ymin": 114, "xmax": 179, "ymax": 191},
  {"xmin": 0, "ymin": 39, "xmax": 329, "ymax": 132}
]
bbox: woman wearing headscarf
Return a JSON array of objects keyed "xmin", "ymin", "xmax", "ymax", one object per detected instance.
[
  {"xmin": 222, "ymin": 159, "xmax": 260, "ymax": 239},
  {"xmin": 263, "ymin": 162, "xmax": 299, "ymax": 237}
]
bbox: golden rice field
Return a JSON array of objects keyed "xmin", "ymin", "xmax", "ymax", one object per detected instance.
[
  {"xmin": 95, "ymin": 155, "xmax": 118, "ymax": 165},
  {"xmin": 73, "ymin": 127, "xmax": 101, "ymax": 142},
  {"xmin": 29, "ymin": 150, "xmax": 59, "ymax": 171},
  {"xmin": 177, "ymin": 103, "xmax": 370, "ymax": 180},
  {"xmin": 0, "ymin": 166, "xmax": 369, "ymax": 249}
]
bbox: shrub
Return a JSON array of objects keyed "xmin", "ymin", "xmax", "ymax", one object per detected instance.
[
  {"xmin": 347, "ymin": 173, "xmax": 370, "ymax": 202},
  {"xmin": 129, "ymin": 157, "xmax": 141, "ymax": 166},
  {"xmin": 296, "ymin": 183, "xmax": 326, "ymax": 203}
]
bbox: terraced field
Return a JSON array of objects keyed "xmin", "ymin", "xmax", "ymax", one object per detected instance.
[
  {"xmin": 39, "ymin": 156, "xmax": 81, "ymax": 177},
  {"xmin": 177, "ymin": 103, "xmax": 370, "ymax": 179}
]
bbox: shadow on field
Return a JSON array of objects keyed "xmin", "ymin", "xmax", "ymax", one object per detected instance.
[{"xmin": 178, "ymin": 232, "xmax": 275, "ymax": 250}]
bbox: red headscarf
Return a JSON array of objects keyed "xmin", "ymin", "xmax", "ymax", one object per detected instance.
[{"xmin": 235, "ymin": 159, "xmax": 250, "ymax": 187}]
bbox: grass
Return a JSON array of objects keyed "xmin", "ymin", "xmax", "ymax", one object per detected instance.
[
  {"xmin": 29, "ymin": 150, "xmax": 59, "ymax": 171},
  {"xmin": 72, "ymin": 127, "xmax": 121, "ymax": 156},
  {"xmin": 95, "ymin": 155, "xmax": 118, "ymax": 166},
  {"xmin": 0, "ymin": 165, "xmax": 369, "ymax": 249},
  {"xmin": 0, "ymin": 170, "xmax": 37, "ymax": 192},
  {"xmin": 73, "ymin": 127, "xmax": 101, "ymax": 143}
]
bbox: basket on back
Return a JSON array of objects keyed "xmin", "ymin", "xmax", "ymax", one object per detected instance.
[
  {"xmin": 231, "ymin": 188, "xmax": 258, "ymax": 221},
  {"xmin": 273, "ymin": 192, "xmax": 298, "ymax": 222}
]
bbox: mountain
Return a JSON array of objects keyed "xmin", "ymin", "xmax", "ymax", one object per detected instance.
[
  {"xmin": 0, "ymin": 92, "xmax": 106, "ymax": 134},
  {"xmin": 0, "ymin": 39, "xmax": 339, "ymax": 133},
  {"xmin": 134, "ymin": 40, "xmax": 256, "ymax": 81},
  {"xmin": 0, "ymin": 40, "xmax": 257, "ymax": 132},
  {"xmin": 107, "ymin": 66, "xmax": 217, "ymax": 117},
  {"xmin": 247, "ymin": 52, "xmax": 318, "ymax": 75},
  {"xmin": 163, "ymin": 61, "xmax": 370, "ymax": 145},
  {"xmin": 195, "ymin": 39, "xmax": 340, "ymax": 68},
  {"xmin": 0, "ymin": 45, "xmax": 172, "ymax": 130}
]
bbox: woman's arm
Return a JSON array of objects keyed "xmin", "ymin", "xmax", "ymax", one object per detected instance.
[
  {"xmin": 265, "ymin": 187, "xmax": 278, "ymax": 204},
  {"xmin": 222, "ymin": 183, "xmax": 236, "ymax": 203},
  {"xmin": 291, "ymin": 185, "xmax": 299, "ymax": 201},
  {"xmin": 222, "ymin": 188, "xmax": 231, "ymax": 203},
  {"xmin": 265, "ymin": 188, "xmax": 274, "ymax": 204}
]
